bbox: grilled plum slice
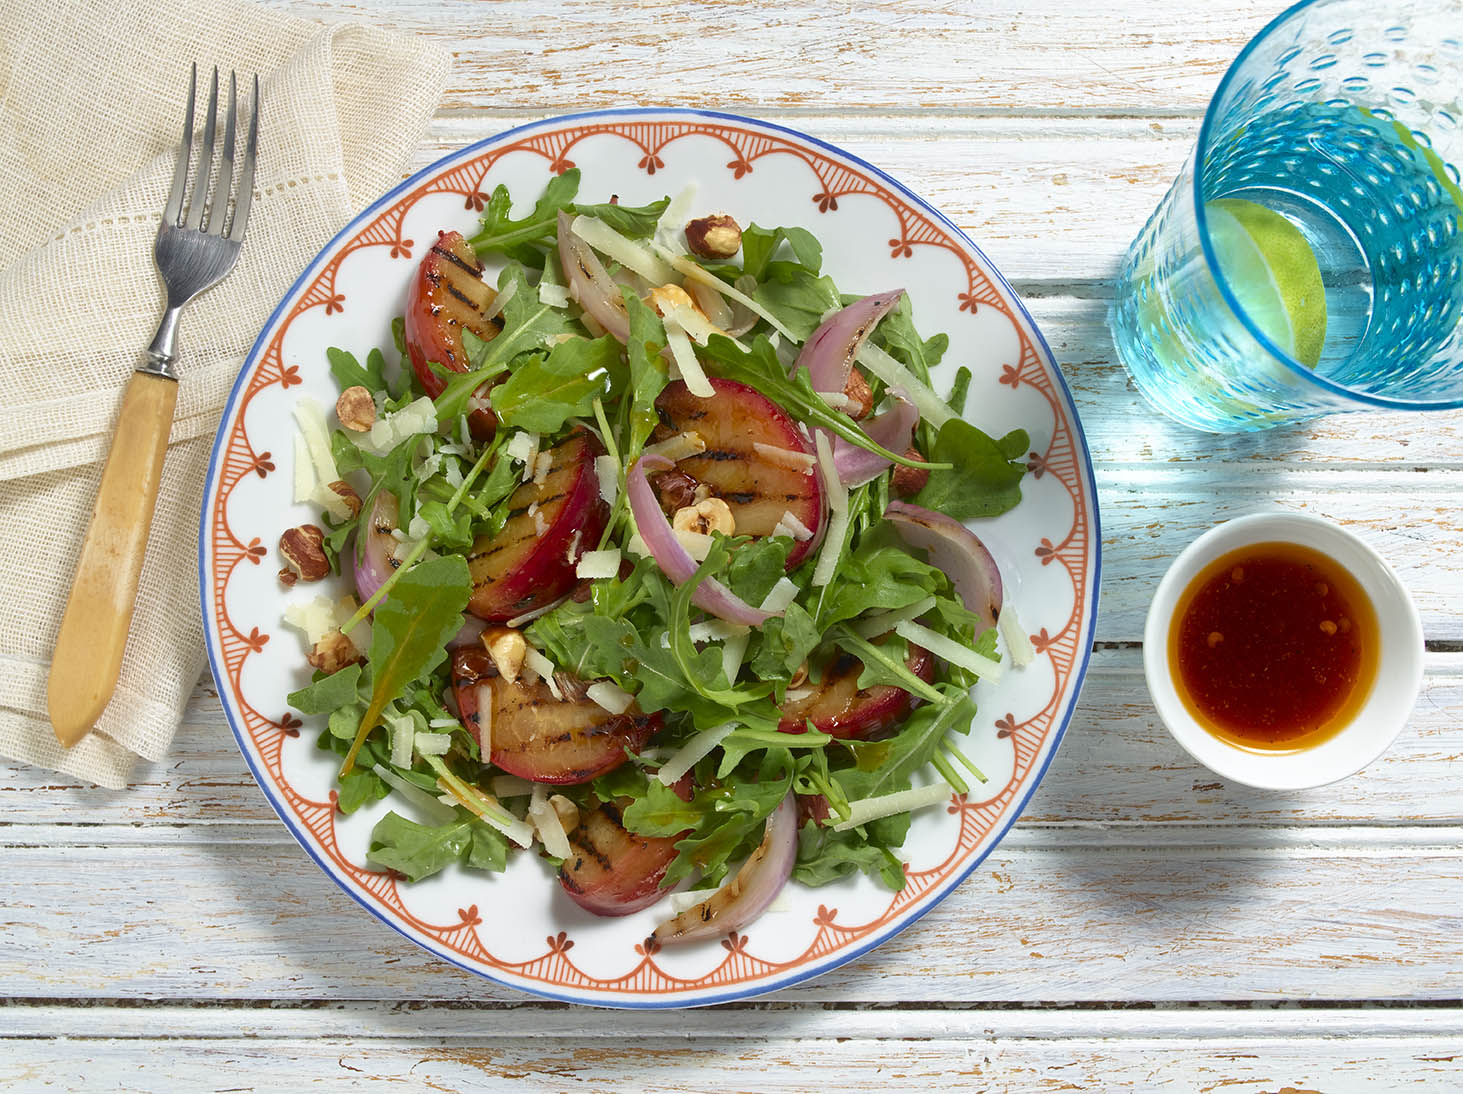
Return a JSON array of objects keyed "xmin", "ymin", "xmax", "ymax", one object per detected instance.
[
  {"xmin": 404, "ymin": 229, "xmax": 501, "ymax": 437},
  {"xmin": 777, "ymin": 638, "xmax": 935, "ymax": 739},
  {"xmin": 559, "ymin": 799, "xmax": 680, "ymax": 916},
  {"xmin": 652, "ymin": 378, "xmax": 823, "ymax": 568},
  {"xmin": 466, "ymin": 429, "xmax": 609, "ymax": 622},
  {"xmin": 451, "ymin": 647, "xmax": 660, "ymax": 784}
]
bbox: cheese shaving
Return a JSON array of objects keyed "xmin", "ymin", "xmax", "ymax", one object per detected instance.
[
  {"xmin": 354, "ymin": 396, "xmax": 437, "ymax": 457},
  {"xmin": 533, "ymin": 450, "xmax": 554, "ymax": 485},
  {"xmin": 674, "ymin": 529, "xmax": 715, "ymax": 561},
  {"xmin": 753, "ymin": 442, "xmax": 817, "ymax": 472},
  {"xmin": 571, "ymin": 214, "xmax": 677, "ymax": 284},
  {"xmin": 855, "ymin": 342, "xmax": 954, "ymax": 428},
  {"xmin": 413, "ymin": 732, "xmax": 451, "ymax": 757},
  {"xmin": 998, "ymin": 605, "xmax": 1036, "ymax": 668},
  {"xmin": 662, "ymin": 313, "xmax": 714, "ymax": 397},
  {"xmin": 853, "ymin": 595, "xmax": 938, "ymax": 639},
  {"xmin": 832, "ymin": 782, "xmax": 953, "ymax": 832},
  {"xmin": 775, "ymin": 510, "xmax": 815, "ymax": 541},
  {"xmin": 538, "ymin": 281, "xmax": 571, "ymax": 308},
  {"xmin": 576, "ymin": 548, "xmax": 622, "ymax": 579},
  {"xmin": 524, "ymin": 648, "xmax": 558, "ymax": 697},
  {"xmin": 387, "ymin": 713, "xmax": 414, "ymax": 769},
  {"xmin": 586, "ymin": 681, "xmax": 634, "ymax": 716},
  {"xmin": 491, "ymin": 774, "xmax": 533, "ymax": 799},
  {"xmin": 656, "ymin": 721, "xmax": 737, "ymax": 786},
  {"xmin": 758, "ymin": 577, "xmax": 800, "ymax": 614},
  {"xmin": 372, "ymin": 764, "xmax": 456, "ymax": 827},
  {"xmin": 595, "ymin": 454, "xmax": 619, "ymax": 505},
  {"xmin": 292, "ymin": 397, "xmax": 340, "ymax": 487},
  {"xmin": 817, "ymin": 391, "xmax": 853, "ymax": 412},
  {"xmin": 811, "ymin": 432, "xmax": 849, "ymax": 587},
  {"xmin": 650, "ymin": 240, "xmax": 798, "ymax": 340},
  {"xmin": 505, "ymin": 431, "xmax": 537, "ymax": 465},
  {"xmin": 686, "ymin": 619, "xmax": 750, "ymax": 643},
  {"xmin": 528, "ymin": 785, "xmax": 573, "ymax": 859},
  {"xmin": 645, "ymin": 430, "xmax": 706, "ymax": 462},
  {"xmin": 894, "ymin": 619, "xmax": 1006, "ymax": 682},
  {"xmin": 721, "ymin": 629, "xmax": 750, "ymax": 685}
]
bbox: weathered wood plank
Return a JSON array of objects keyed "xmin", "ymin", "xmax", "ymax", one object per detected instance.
[
  {"xmin": 2, "ymin": 653, "xmax": 1458, "ymax": 828},
  {"xmin": 257, "ymin": 0, "xmax": 1282, "ymax": 116},
  {"xmin": 2, "ymin": 831, "xmax": 1458, "ymax": 1003},
  {"xmin": 1, "ymin": 1006, "xmax": 1459, "ymax": 1091}
]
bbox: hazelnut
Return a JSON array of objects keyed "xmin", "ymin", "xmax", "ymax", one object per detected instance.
[
  {"xmin": 651, "ymin": 468, "xmax": 699, "ymax": 515},
  {"xmin": 336, "ymin": 385, "xmax": 376, "ymax": 432},
  {"xmin": 646, "ymin": 283, "xmax": 699, "ymax": 319},
  {"xmin": 549, "ymin": 794, "xmax": 580, "ymax": 835},
  {"xmin": 327, "ymin": 480, "xmax": 362, "ymax": 518},
  {"xmin": 279, "ymin": 524, "xmax": 330, "ymax": 582},
  {"xmin": 685, "ymin": 214, "xmax": 742, "ymax": 259},
  {"xmin": 307, "ymin": 629, "xmax": 362, "ymax": 674},
  {"xmin": 843, "ymin": 368, "xmax": 874, "ymax": 420},
  {"xmin": 891, "ymin": 447, "xmax": 932, "ymax": 498},
  {"xmin": 277, "ymin": 567, "xmax": 298, "ymax": 588},
  {"xmin": 482, "ymin": 627, "xmax": 527, "ymax": 685},
  {"xmin": 673, "ymin": 497, "xmax": 735, "ymax": 537}
]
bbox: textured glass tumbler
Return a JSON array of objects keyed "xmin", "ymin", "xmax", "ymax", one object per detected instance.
[{"xmin": 1110, "ymin": 0, "xmax": 1463, "ymax": 432}]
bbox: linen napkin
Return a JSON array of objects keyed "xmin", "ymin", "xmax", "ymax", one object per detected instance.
[{"xmin": 0, "ymin": 0, "xmax": 450, "ymax": 787}]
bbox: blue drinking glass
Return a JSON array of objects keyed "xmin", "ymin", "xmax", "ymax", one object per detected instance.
[{"xmin": 1110, "ymin": 0, "xmax": 1463, "ymax": 432}]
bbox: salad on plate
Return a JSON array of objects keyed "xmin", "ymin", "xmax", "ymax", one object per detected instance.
[{"xmin": 277, "ymin": 169, "xmax": 1034, "ymax": 943}]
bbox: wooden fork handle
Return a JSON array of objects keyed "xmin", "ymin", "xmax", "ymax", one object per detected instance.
[{"xmin": 48, "ymin": 371, "xmax": 178, "ymax": 748}]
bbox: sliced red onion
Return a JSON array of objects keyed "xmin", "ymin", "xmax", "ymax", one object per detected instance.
[
  {"xmin": 353, "ymin": 490, "xmax": 399, "ymax": 605},
  {"xmin": 884, "ymin": 500, "xmax": 1003, "ymax": 632},
  {"xmin": 627, "ymin": 453, "xmax": 773, "ymax": 626},
  {"xmin": 651, "ymin": 791, "xmax": 796, "ymax": 944},
  {"xmin": 795, "ymin": 290, "xmax": 904, "ymax": 392},
  {"xmin": 831, "ymin": 397, "xmax": 918, "ymax": 488},
  {"xmin": 447, "ymin": 614, "xmax": 488, "ymax": 650},
  {"xmin": 557, "ymin": 210, "xmax": 630, "ymax": 343}
]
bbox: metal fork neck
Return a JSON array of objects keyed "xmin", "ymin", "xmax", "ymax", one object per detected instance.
[{"xmin": 139, "ymin": 305, "xmax": 183, "ymax": 381}]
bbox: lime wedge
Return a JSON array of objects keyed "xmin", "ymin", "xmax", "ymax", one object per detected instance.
[{"xmin": 1206, "ymin": 197, "xmax": 1328, "ymax": 369}]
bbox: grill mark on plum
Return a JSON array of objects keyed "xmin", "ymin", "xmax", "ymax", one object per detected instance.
[
  {"xmin": 444, "ymin": 283, "xmax": 475, "ymax": 308},
  {"xmin": 698, "ymin": 449, "xmax": 743, "ymax": 462},
  {"xmin": 578, "ymin": 820, "xmax": 619, "ymax": 872},
  {"xmin": 506, "ymin": 488, "xmax": 567, "ymax": 522},
  {"xmin": 435, "ymin": 244, "xmax": 482, "ymax": 277},
  {"xmin": 599, "ymin": 801, "xmax": 626, "ymax": 830},
  {"xmin": 723, "ymin": 491, "xmax": 758, "ymax": 505}
]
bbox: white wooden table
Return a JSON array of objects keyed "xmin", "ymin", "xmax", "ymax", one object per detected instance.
[{"xmin": 4, "ymin": 1, "xmax": 1461, "ymax": 1088}]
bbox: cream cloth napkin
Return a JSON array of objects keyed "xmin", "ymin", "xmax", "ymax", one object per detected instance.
[{"xmin": 0, "ymin": 0, "xmax": 450, "ymax": 787}]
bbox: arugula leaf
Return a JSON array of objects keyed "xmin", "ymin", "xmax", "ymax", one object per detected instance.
[
  {"xmin": 794, "ymin": 822, "xmax": 905, "ymax": 890},
  {"xmin": 468, "ymin": 169, "xmax": 582, "ymax": 259},
  {"xmin": 752, "ymin": 266, "xmax": 842, "ymax": 341},
  {"xmin": 341, "ymin": 554, "xmax": 473, "ymax": 776},
  {"xmin": 724, "ymin": 535, "xmax": 790, "ymax": 607},
  {"xmin": 576, "ymin": 196, "xmax": 670, "ymax": 239},
  {"xmin": 489, "ymin": 334, "xmax": 619, "ymax": 433},
  {"xmin": 747, "ymin": 603, "xmax": 820, "ymax": 687},
  {"xmin": 912, "ymin": 419, "xmax": 1027, "ymax": 520},
  {"xmin": 741, "ymin": 223, "xmax": 822, "ymax": 280},
  {"xmin": 834, "ymin": 691, "xmax": 975, "ymax": 806},
  {"xmin": 620, "ymin": 288, "xmax": 669, "ymax": 467},
  {"xmin": 872, "ymin": 293, "xmax": 948, "ymax": 384},
  {"xmin": 327, "ymin": 347, "xmax": 388, "ymax": 395},
  {"xmin": 700, "ymin": 335, "xmax": 934, "ymax": 469},
  {"xmin": 818, "ymin": 541, "xmax": 943, "ymax": 626},
  {"xmin": 366, "ymin": 810, "xmax": 508, "ymax": 882},
  {"xmin": 287, "ymin": 664, "xmax": 362, "ymax": 715}
]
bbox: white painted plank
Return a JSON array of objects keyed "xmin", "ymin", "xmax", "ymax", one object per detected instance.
[
  {"xmin": 2, "ymin": 654, "xmax": 1459, "ymax": 828},
  {"xmin": 0, "ymin": 1015, "xmax": 1460, "ymax": 1091},
  {"xmin": 256, "ymin": 0, "xmax": 1284, "ymax": 116},
  {"xmin": 2, "ymin": 834, "xmax": 1459, "ymax": 1003}
]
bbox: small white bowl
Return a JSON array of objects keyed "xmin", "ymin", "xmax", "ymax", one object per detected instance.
[{"xmin": 1143, "ymin": 511, "xmax": 1423, "ymax": 790}]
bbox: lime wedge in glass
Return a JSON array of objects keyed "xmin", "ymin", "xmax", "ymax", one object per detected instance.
[{"xmin": 1206, "ymin": 197, "xmax": 1328, "ymax": 369}]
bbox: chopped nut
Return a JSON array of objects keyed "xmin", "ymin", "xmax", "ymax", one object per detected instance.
[
  {"xmin": 549, "ymin": 794, "xmax": 580, "ymax": 835},
  {"xmin": 789, "ymin": 663, "xmax": 809, "ymax": 688},
  {"xmin": 651, "ymin": 468, "xmax": 699, "ymax": 515},
  {"xmin": 308, "ymin": 629, "xmax": 362, "ymax": 674},
  {"xmin": 327, "ymin": 480, "xmax": 362, "ymax": 518},
  {"xmin": 685, "ymin": 213, "xmax": 742, "ymax": 259},
  {"xmin": 482, "ymin": 627, "xmax": 527, "ymax": 685},
  {"xmin": 279, "ymin": 524, "xmax": 330, "ymax": 582},
  {"xmin": 277, "ymin": 567, "xmax": 298, "ymax": 588},
  {"xmin": 692, "ymin": 483, "xmax": 713, "ymax": 503},
  {"xmin": 1207, "ymin": 631, "xmax": 1224, "ymax": 649},
  {"xmin": 1319, "ymin": 619, "xmax": 1338, "ymax": 636},
  {"xmin": 843, "ymin": 368, "xmax": 874, "ymax": 420},
  {"xmin": 672, "ymin": 497, "xmax": 735, "ymax": 536},
  {"xmin": 647, "ymin": 283, "xmax": 701, "ymax": 320},
  {"xmin": 891, "ymin": 447, "xmax": 931, "ymax": 498},
  {"xmin": 336, "ymin": 385, "xmax": 376, "ymax": 432}
]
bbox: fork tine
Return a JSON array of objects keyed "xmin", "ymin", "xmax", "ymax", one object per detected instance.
[
  {"xmin": 206, "ymin": 72, "xmax": 238, "ymax": 236},
  {"xmin": 227, "ymin": 74, "xmax": 259, "ymax": 241},
  {"xmin": 185, "ymin": 67, "xmax": 220, "ymax": 230},
  {"xmin": 162, "ymin": 63, "xmax": 197, "ymax": 227}
]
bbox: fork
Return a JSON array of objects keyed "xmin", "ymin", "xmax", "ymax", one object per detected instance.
[{"xmin": 48, "ymin": 64, "xmax": 260, "ymax": 749}]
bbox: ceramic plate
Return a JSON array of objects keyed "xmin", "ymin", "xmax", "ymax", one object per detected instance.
[{"xmin": 200, "ymin": 109, "xmax": 1100, "ymax": 1007}]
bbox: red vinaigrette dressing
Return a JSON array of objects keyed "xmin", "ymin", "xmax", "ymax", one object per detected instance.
[{"xmin": 1169, "ymin": 541, "xmax": 1378, "ymax": 752}]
